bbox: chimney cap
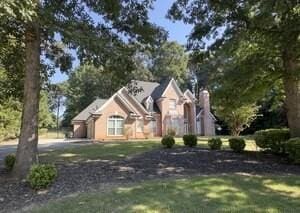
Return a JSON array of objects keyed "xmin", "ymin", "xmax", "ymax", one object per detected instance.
[{"xmin": 200, "ymin": 89, "xmax": 209, "ymax": 94}]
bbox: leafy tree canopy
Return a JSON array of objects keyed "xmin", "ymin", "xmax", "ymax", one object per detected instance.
[
  {"xmin": 151, "ymin": 41, "xmax": 189, "ymax": 85},
  {"xmin": 168, "ymin": 0, "xmax": 300, "ymax": 137}
]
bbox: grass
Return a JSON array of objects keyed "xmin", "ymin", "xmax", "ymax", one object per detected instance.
[
  {"xmin": 39, "ymin": 137, "xmax": 257, "ymax": 163},
  {"xmin": 31, "ymin": 174, "xmax": 300, "ymax": 213},
  {"xmin": 39, "ymin": 141, "xmax": 161, "ymax": 163},
  {"xmin": 39, "ymin": 130, "xmax": 65, "ymax": 139}
]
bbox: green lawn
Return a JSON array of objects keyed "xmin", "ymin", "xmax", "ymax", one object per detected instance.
[
  {"xmin": 39, "ymin": 130, "xmax": 65, "ymax": 139},
  {"xmin": 39, "ymin": 137, "xmax": 257, "ymax": 163},
  {"xmin": 31, "ymin": 175, "xmax": 300, "ymax": 213},
  {"xmin": 39, "ymin": 141, "xmax": 161, "ymax": 163}
]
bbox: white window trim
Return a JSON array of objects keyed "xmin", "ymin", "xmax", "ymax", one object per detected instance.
[{"xmin": 107, "ymin": 115, "xmax": 124, "ymax": 136}]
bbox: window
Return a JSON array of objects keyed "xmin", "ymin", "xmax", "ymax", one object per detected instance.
[
  {"xmin": 169, "ymin": 99, "xmax": 176, "ymax": 110},
  {"xmin": 136, "ymin": 119, "xmax": 144, "ymax": 132},
  {"xmin": 145, "ymin": 97, "xmax": 153, "ymax": 112},
  {"xmin": 107, "ymin": 115, "xmax": 124, "ymax": 136}
]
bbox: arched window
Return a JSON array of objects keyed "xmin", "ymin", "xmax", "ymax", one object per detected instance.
[{"xmin": 107, "ymin": 115, "xmax": 124, "ymax": 136}]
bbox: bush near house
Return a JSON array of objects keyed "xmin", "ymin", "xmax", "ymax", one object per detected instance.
[
  {"xmin": 254, "ymin": 129, "xmax": 290, "ymax": 154},
  {"xmin": 161, "ymin": 135, "xmax": 175, "ymax": 148},
  {"xmin": 183, "ymin": 134, "xmax": 197, "ymax": 147},
  {"xmin": 286, "ymin": 138, "xmax": 300, "ymax": 164},
  {"xmin": 208, "ymin": 138, "xmax": 222, "ymax": 150},
  {"xmin": 4, "ymin": 154, "xmax": 16, "ymax": 171},
  {"xmin": 27, "ymin": 164, "xmax": 57, "ymax": 190},
  {"xmin": 229, "ymin": 137, "xmax": 246, "ymax": 153}
]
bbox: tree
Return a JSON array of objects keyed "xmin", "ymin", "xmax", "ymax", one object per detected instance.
[
  {"xmin": 1, "ymin": 0, "xmax": 165, "ymax": 178},
  {"xmin": 39, "ymin": 91, "xmax": 55, "ymax": 129},
  {"xmin": 48, "ymin": 84, "xmax": 65, "ymax": 138},
  {"xmin": 151, "ymin": 41, "xmax": 189, "ymax": 85},
  {"xmin": 215, "ymin": 103, "xmax": 258, "ymax": 136},
  {"xmin": 0, "ymin": 91, "xmax": 56, "ymax": 140},
  {"xmin": 168, "ymin": 0, "xmax": 300, "ymax": 137},
  {"xmin": 0, "ymin": 98, "xmax": 22, "ymax": 140},
  {"xmin": 62, "ymin": 64, "xmax": 129, "ymax": 126}
]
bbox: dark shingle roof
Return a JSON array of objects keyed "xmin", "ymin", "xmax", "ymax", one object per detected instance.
[
  {"xmin": 128, "ymin": 80, "xmax": 160, "ymax": 102},
  {"xmin": 72, "ymin": 99, "xmax": 107, "ymax": 121},
  {"xmin": 128, "ymin": 79, "xmax": 172, "ymax": 102},
  {"xmin": 151, "ymin": 78, "xmax": 171, "ymax": 100}
]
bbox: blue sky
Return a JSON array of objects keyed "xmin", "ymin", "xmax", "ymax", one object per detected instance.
[{"xmin": 51, "ymin": 0, "xmax": 192, "ymax": 83}]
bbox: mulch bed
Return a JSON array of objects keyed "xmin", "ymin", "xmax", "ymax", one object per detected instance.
[{"xmin": 0, "ymin": 147, "xmax": 300, "ymax": 212}]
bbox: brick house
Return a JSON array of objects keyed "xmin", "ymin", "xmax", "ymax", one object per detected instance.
[{"xmin": 72, "ymin": 78, "xmax": 216, "ymax": 140}]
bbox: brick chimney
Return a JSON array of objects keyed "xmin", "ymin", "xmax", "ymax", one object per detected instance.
[{"xmin": 199, "ymin": 90, "xmax": 214, "ymax": 136}]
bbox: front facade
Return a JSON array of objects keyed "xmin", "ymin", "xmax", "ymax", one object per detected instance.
[{"xmin": 72, "ymin": 79, "xmax": 216, "ymax": 140}]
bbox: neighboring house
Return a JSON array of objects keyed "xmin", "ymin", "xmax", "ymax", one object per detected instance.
[{"xmin": 72, "ymin": 78, "xmax": 216, "ymax": 140}]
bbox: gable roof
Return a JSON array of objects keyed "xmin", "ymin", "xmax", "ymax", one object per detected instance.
[
  {"xmin": 72, "ymin": 99, "xmax": 107, "ymax": 121},
  {"xmin": 184, "ymin": 89, "xmax": 195, "ymax": 100},
  {"xmin": 196, "ymin": 106, "xmax": 217, "ymax": 121},
  {"xmin": 128, "ymin": 78, "xmax": 184, "ymax": 102},
  {"xmin": 127, "ymin": 80, "xmax": 160, "ymax": 102},
  {"xmin": 151, "ymin": 78, "xmax": 172, "ymax": 100}
]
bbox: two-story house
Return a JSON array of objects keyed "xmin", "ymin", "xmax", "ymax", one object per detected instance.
[{"xmin": 72, "ymin": 78, "xmax": 216, "ymax": 140}]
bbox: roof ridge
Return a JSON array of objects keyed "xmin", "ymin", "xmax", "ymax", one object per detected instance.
[{"xmin": 131, "ymin": 80, "xmax": 160, "ymax": 84}]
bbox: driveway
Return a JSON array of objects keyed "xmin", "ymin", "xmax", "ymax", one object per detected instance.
[{"xmin": 0, "ymin": 138, "xmax": 93, "ymax": 163}]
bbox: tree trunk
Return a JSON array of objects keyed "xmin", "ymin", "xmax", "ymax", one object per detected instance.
[
  {"xmin": 283, "ymin": 46, "xmax": 300, "ymax": 138},
  {"xmin": 13, "ymin": 22, "xmax": 41, "ymax": 179},
  {"xmin": 283, "ymin": 75, "xmax": 300, "ymax": 137}
]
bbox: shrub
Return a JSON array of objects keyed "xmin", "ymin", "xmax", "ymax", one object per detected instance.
[
  {"xmin": 229, "ymin": 137, "xmax": 246, "ymax": 153},
  {"xmin": 65, "ymin": 131, "xmax": 73, "ymax": 138},
  {"xmin": 161, "ymin": 135, "xmax": 175, "ymax": 148},
  {"xmin": 254, "ymin": 129, "xmax": 290, "ymax": 154},
  {"xmin": 208, "ymin": 138, "xmax": 222, "ymax": 150},
  {"xmin": 4, "ymin": 154, "xmax": 16, "ymax": 171},
  {"xmin": 183, "ymin": 134, "xmax": 197, "ymax": 147},
  {"xmin": 167, "ymin": 128, "xmax": 176, "ymax": 137},
  {"xmin": 27, "ymin": 164, "xmax": 57, "ymax": 190},
  {"xmin": 286, "ymin": 138, "xmax": 300, "ymax": 164}
]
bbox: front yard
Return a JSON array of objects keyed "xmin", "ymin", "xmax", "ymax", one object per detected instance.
[
  {"xmin": 39, "ymin": 140, "xmax": 161, "ymax": 163},
  {"xmin": 32, "ymin": 175, "xmax": 300, "ymax": 213},
  {"xmin": 39, "ymin": 137, "xmax": 257, "ymax": 163},
  {"xmin": 1, "ymin": 137, "xmax": 299, "ymax": 213}
]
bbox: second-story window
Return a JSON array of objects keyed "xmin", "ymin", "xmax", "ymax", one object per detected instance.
[
  {"xmin": 146, "ymin": 98, "xmax": 153, "ymax": 112},
  {"xmin": 169, "ymin": 99, "xmax": 176, "ymax": 110}
]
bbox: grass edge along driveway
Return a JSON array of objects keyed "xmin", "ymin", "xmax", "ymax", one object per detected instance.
[{"xmin": 31, "ymin": 174, "xmax": 300, "ymax": 213}]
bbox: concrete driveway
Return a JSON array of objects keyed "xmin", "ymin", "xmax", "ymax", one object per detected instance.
[{"xmin": 0, "ymin": 138, "xmax": 93, "ymax": 163}]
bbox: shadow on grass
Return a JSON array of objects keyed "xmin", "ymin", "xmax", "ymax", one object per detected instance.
[
  {"xmin": 39, "ymin": 141, "xmax": 161, "ymax": 163},
  {"xmin": 32, "ymin": 175, "xmax": 300, "ymax": 213}
]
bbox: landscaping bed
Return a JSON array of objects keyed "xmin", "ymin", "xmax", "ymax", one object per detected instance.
[{"xmin": 0, "ymin": 146, "xmax": 300, "ymax": 212}]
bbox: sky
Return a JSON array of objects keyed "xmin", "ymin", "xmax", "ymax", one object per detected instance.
[{"xmin": 50, "ymin": 0, "xmax": 193, "ymax": 83}]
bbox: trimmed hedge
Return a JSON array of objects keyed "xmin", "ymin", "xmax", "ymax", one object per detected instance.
[
  {"xmin": 183, "ymin": 134, "xmax": 197, "ymax": 147},
  {"xmin": 208, "ymin": 138, "xmax": 222, "ymax": 150},
  {"xmin": 254, "ymin": 129, "xmax": 290, "ymax": 154},
  {"xmin": 161, "ymin": 135, "xmax": 175, "ymax": 148},
  {"xmin": 229, "ymin": 137, "xmax": 246, "ymax": 153},
  {"xmin": 286, "ymin": 138, "xmax": 300, "ymax": 164},
  {"xmin": 27, "ymin": 164, "xmax": 57, "ymax": 190},
  {"xmin": 4, "ymin": 154, "xmax": 16, "ymax": 171}
]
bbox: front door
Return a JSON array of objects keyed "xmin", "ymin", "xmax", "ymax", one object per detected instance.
[{"xmin": 184, "ymin": 119, "xmax": 189, "ymax": 134}]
